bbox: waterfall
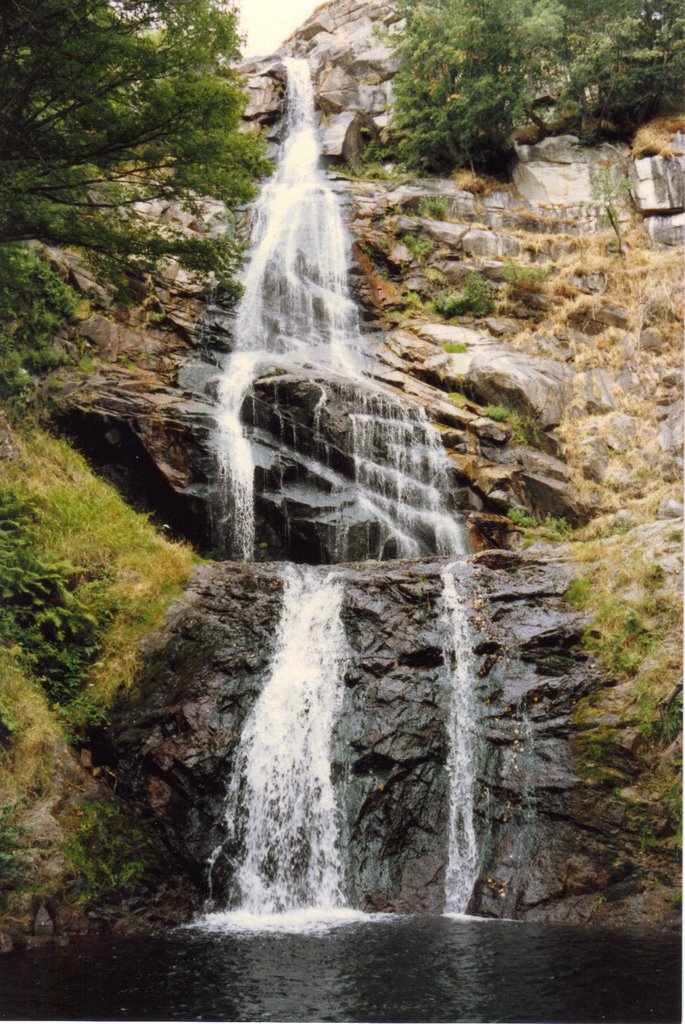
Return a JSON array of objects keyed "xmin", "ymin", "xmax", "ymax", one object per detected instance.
[
  {"xmin": 441, "ymin": 567, "xmax": 480, "ymax": 913},
  {"xmin": 211, "ymin": 566, "xmax": 348, "ymax": 916},
  {"xmin": 212, "ymin": 57, "xmax": 466, "ymax": 562},
  {"xmin": 213, "ymin": 58, "xmax": 360, "ymax": 558}
]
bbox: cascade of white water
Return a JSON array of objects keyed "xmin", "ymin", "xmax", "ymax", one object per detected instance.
[
  {"xmin": 213, "ymin": 58, "xmax": 466, "ymax": 562},
  {"xmin": 213, "ymin": 58, "xmax": 360, "ymax": 557},
  {"xmin": 214, "ymin": 566, "xmax": 348, "ymax": 914},
  {"xmin": 441, "ymin": 567, "xmax": 480, "ymax": 913}
]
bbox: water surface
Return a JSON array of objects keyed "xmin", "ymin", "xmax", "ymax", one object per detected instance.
[{"xmin": 0, "ymin": 916, "xmax": 679, "ymax": 1022}]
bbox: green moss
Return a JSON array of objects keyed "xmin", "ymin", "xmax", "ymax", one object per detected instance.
[
  {"xmin": 442, "ymin": 342, "xmax": 468, "ymax": 353},
  {"xmin": 484, "ymin": 404, "xmax": 511, "ymax": 422}
]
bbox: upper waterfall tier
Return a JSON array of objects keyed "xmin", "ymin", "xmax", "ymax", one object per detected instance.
[
  {"xmin": 233, "ymin": 59, "xmax": 360, "ymax": 367},
  {"xmin": 212, "ymin": 59, "xmax": 466, "ymax": 563}
]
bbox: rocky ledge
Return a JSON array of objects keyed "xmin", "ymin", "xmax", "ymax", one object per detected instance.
[{"xmin": 94, "ymin": 552, "xmax": 679, "ymax": 926}]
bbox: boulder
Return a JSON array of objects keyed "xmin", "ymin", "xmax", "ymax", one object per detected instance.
[
  {"xmin": 576, "ymin": 368, "xmax": 618, "ymax": 414},
  {"xmin": 646, "ymin": 212, "xmax": 685, "ymax": 248},
  {"xmin": 462, "ymin": 229, "xmax": 521, "ymax": 259},
  {"xmin": 512, "ymin": 135, "xmax": 629, "ymax": 206},
  {"xmin": 322, "ymin": 111, "xmax": 376, "ymax": 165},
  {"xmin": 464, "ymin": 351, "xmax": 574, "ymax": 428},
  {"xmin": 630, "ymin": 153, "xmax": 685, "ymax": 214}
]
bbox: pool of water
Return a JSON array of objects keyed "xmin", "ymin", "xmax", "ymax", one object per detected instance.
[{"xmin": 0, "ymin": 915, "xmax": 680, "ymax": 1022}]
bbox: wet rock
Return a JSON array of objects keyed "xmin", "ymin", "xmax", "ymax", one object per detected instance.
[
  {"xmin": 33, "ymin": 904, "xmax": 54, "ymax": 937},
  {"xmin": 104, "ymin": 552, "xmax": 618, "ymax": 920}
]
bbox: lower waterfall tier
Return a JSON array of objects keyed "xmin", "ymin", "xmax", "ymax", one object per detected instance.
[{"xmin": 97, "ymin": 550, "xmax": 675, "ymax": 923}]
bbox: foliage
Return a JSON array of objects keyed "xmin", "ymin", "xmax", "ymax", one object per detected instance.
[
  {"xmin": 60, "ymin": 801, "xmax": 160, "ymax": 903},
  {"xmin": 484, "ymin": 404, "xmax": 511, "ymax": 422},
  {"xmin": 418, "ymin": 197, "xmax": 448, "ymax": 219},
  {"xmin": 502, "ymin": 260, "xmax": 551, "ymax": 297},
  {"xmin": 0, "ymin": 486, "xmax": 103, "ymax": 707},
  {"xmin": 442, "ymin": 342, "xmax": 467, "ymax": 353},
  {"xmin": 0, "ymin": 0, "xmax": 270, "ymax": 287},
  {"xmin": 589, "ymin": 168, "xmax": 633, "ymax": 256},
  {"xmin": 0, "ymin": 430, "xmax": 195, "ymax": 734},
  {"xmin": 393, "ymin": 0, "xmax": 685, "ymax": 171},
  {"xmin": 434, "ymin": 273, "xmax": 496, "ymax": 318},
  {"xmin": 403, "ymin": 234, "xmax": 435, "ymax": 262},
  {"xmin": 587, "ymin": 602, "xmax": 658, "ymax": 677},
  {"xmin": 508, "ymin": 507, "xmax": 536, "ymax": 528},
  {"xmin": 0, "ymin": 805, "xmax": 25, "ymax": 886},
  {"xmin": 393, "ymin": 0, "xmax": 565, "ymax": 170},
  {"xmin": 540, "ymin": 514, "xmax": 573, "ymax": 540}
]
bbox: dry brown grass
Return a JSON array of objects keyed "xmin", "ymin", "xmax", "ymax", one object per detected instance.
[
  {"xmin": 451, "ymin": 169, "xmax": 502, "ymax": 196},
  {"xmin": 631, "ymin": 115, "xmax": 685, "ymax": 160}
]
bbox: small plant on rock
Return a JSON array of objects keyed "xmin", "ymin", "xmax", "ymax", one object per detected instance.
[
  {"xmin": 589, "ymin": 167, "xmax": 633, "ymax": 257},
  {"xmin": 483, "ymin": 404, "xmax": 511, "ymax": 422},
  {"xmin": 402, "ymin": 234, "xmax": 434, "ymax": 262},
  {"xmin": 434, "ymin": 273, "xmax": 496, "ymax": 318},
  {"xmin": 507, "ymin": 507, "xmax": 535, "ymax": 528},
  {"xmin": 502, "ymin": 260, "xmax": 550, "ymax": 297},
  {"xmin": 418, "ymin": 197, "xmax": 448, "ymax": 219}
]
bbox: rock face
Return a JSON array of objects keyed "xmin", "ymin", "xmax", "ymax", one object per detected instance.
[
  {"xmin": 102, "ymin": 553, "xmax": 678, "ymax": 923},
  {"xmin": 280, "ymin": 0, "xmax": 401, "ymax": 136},
  {"xmin": 512, "ymin": 136, "xmax": 630, "ymax": 206}
]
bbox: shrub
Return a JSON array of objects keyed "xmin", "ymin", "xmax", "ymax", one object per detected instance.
[
  {"xmin": 507, "ymin": 507, "xmax": 535, "ymax": 528},
  {"xmin": 403, "ymin": 234, "xmax": 434, "ymax": 262},
  {"xmin": 483, "ymin": 404, "xmax": 511, "ymax": 422},
  {"xmin": 566, "ymin": 578, "xmax": 591, "ymax": 608},
  {"xmin": 418, "ymin": 197, "xmax": 448, "ymax": 219},
  {"xmin": 0, "ymin": 804, "xmax": 25, "ymax": 886},
  {"xmin": 502, "ymin": 260, "xmax": 550, "ymax": 297},
  {"xmin": 434, "ymin": 273, "xmax": 495, "ymax": 318},
  {"xmin": 540, "ymin": 515, "xmax": 573, "ymax": 541},
  {"xmin": 0, "ymin": 246, "xmax": 78, "ymax": 406}
]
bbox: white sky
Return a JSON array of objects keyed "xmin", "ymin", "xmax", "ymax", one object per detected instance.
[{"xmin": 239, "ymin": 0, "xmax": 321, "ymax": 56}]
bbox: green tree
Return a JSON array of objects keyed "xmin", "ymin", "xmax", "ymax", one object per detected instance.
[
  {"xmin": 0, "ymin": 0, "xmax": 270, "ymax": 284},
  {"xmin": 393, "ymin": 0, "xmax": 563, "ymax": 171},
  {"xmin": 392, "ymin": 0, "xmax": 684, "ymax": 171}
]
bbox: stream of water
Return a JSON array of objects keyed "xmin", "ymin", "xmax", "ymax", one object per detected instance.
[
  {"xmin": 206, "ymin": 566, "xmax": 348, "ymax": 921},
  {"xmin": 212, "ymin": 57, "xmax": 465, "ymax": 562},
  {"xmin": 208, "ymin": 57, "xmax": 479, "ymax": 928}
]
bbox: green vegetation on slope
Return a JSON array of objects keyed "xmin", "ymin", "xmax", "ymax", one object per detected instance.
[
  {"xmin": 393, "ymin": 0, "xmax": 685, "ymax": 171},
  {"xmin": 0, "ymin": 429, "xmax": 196, "ymax": 749}
]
